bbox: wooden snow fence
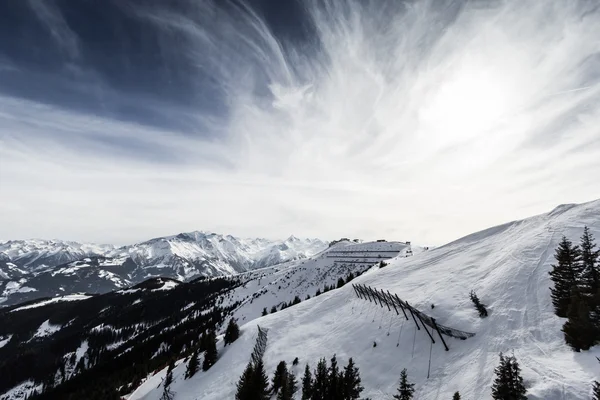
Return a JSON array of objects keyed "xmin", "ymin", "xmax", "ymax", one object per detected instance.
[{"xmin": 352, "ymin": 283, "xmax": 475, "ymax": 351}]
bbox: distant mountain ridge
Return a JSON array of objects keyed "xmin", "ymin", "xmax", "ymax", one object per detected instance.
[{"xmin": 0, "ymin": 232, "xmax": 328, "ymax": 307}]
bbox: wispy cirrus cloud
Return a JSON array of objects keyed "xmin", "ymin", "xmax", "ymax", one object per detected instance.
[{"xmin": 0, "ymin": 0, "xmax": 599, "ymax": 244}]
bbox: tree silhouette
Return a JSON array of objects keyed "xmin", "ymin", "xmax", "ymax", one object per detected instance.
[{"xmin": 393, "ymin": 368, "xmax": 414, "ymax": 400}]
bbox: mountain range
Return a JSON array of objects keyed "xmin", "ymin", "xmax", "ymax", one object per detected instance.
[
  {"xmin": 0, "ymin": 232, "xmax": 327, "ymax": 307},
  {"xmin": 1, "ymin": 200, "xmax": 598, "ymax": 399}
]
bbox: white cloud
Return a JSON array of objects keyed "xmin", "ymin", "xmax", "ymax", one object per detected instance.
[{"xmin": 1, "ymin": 0, "xmax": 599, "ymax": 245}]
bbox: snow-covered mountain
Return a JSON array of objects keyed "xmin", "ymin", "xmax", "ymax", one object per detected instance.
[
  {"xmin": 2, "ymin": 200, "xmax": 599, "ymax": 400},
  {"xmin": 0, "ymin": 232, "xmax": 328, "ymax": 307},
  {"xmin": 129, "ymin": 200, "xmax": 600, "ymax": 400},
  {"xmin": 0, "ymin": 239, "xmax": 114, "ymax": 273},
  {"xmin": 107, "ymin": 232, "xmax": 327, "ymax": 279}
]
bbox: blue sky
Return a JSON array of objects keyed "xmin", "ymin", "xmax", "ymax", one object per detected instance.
[{"xmin": 0, "ymin": 0, "xmax": 599, "ymax": 245}]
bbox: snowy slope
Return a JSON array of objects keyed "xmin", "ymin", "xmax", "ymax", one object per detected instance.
[
  {"xmin": 130, "ymin": 200, "xmax": 600, "ymax": 400},
  {"xmin": 220, "ymin": 241, "xmax": 409, "ymax": 325}
]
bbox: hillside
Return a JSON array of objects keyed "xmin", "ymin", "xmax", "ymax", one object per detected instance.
[
  {"xmin": 0, "ymin": 240, "xmax": 404, "ymax": 399},
  {"xmin": 130, "ymin": 200, "xmax": 600, "ymax": 399}
]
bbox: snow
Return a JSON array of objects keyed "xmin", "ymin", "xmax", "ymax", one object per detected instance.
[
  {"xmin": 129, "ymin": 199, "xmax": 600, "ymax": 400},
  {"xmin": 32, "ymin": 320, "xmax": 62, "ymax": 338},
  {"xmin": 10, "ymin": 293, "xmax": 92, "ymax": 312},
  {"xmin": 152, "ymin": 279, "xmax": 179, "ymax": 291},
  {"xmin": 0, "ymin": 380, "xmax": 43, "ymax": 400},
  {"xmin": 0, "ymin": 334, "xmax": 12, "ymax": 348}
]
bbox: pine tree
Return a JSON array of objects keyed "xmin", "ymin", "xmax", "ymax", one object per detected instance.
[
  {"xmin": 272, "ymin": 361, "xmax": 288, "ymax": 394},
  {"xmin": 452, "ymin": 392, "xmax": 461, "ymax": 400},
  {"xmin": 393, "ymin": 368, "xmax": 415, "ymax": 400},
  {"xmin": 262, "ymin": 308, "xmax": 268, "ymax": 316},
  {"xmin": 312, "ymin": 358, "xmax": 328, "ymax": 400},
  {"xmin": 469, "ymin": 290, "xmax": 488, "ymax": 318},
  {"xmin": 277, "ymin": 371, "xmax": 298, "ymax": 400},
  {"xmin": 271, "ymin": 306, "xmax": 278, "ymax": 313},
  {"xmin": 563, "ymin": 290, "xmax": 597, "ymax": 351},
  {"xmin": 202, "ymin": 329, "xmax": 218, "ymax": 371},
  {"xmin": 580, "ymin": 227, "xmax": 600, "ymax": 294},
  {"xmin": 301, "ymin": 364, "xmax": 313, "ymax": 400},
  {"xmin": 327, "ymin": 354, "xmax": 342, "ymax": 399},
  {"xmin": 507, "ymin": 355, "xmax": 527, "ymax": 399},
  {"xmin": 185, "ymin": 348, "xmax": 199, "ymax": 379},
  {"xmin": 160, "ymin": 360, "xmax": 175, "ymax": 400},
  {"xmin": 593, "ymin": 380, "xmax": 600, "ymax": 400},
  {"xmin": 549, "ymin": 236, "xmax": 583, "ymax": 317},
  {"xmin": 252, "ymin": 359, "xmax": 270, "ymax": 400},
  {"xmin": 224, "ymin": 319, "xmax": 240, "ymax": 346},
  {"xmin": 491, "ymin": 353, "xmax": 527, "ymax": 399},
  {"xmin": 342, "ymin": 358, "xmax": 363, "ymax": 400},
  {"xmin": 235, "ymin": 362, "xmax": 255, "ymax": 400}
]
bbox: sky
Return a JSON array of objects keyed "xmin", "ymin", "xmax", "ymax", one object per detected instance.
[{"xmin": 0, "ymin": 0, "xmax": 599, "ymax": 246}]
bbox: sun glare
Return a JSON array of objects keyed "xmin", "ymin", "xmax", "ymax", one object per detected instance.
[{"xmin": 419, "ymin": 69, "xmax": 513, "ymax": 145}]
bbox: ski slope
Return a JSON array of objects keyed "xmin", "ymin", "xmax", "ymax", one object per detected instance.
[
  {"xmin": 219, "ymin": 241, "xmax": 409, "ymax": 325},
  {"xmin": 130, "ymin": 200, "xmax": 600, "ymax": 400}
]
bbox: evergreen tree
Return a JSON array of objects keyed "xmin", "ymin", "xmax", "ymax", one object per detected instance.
[
  {"xmin": 271, "ymin": 306, "xmax": 278, "ymax": 313},
  {"xmin": 452, "ymin": 392, "xmax": 461, "ymax": 400},
  {"xmin": 277, "ymin": 371, "xmax": 298, "ymax": 400},
  {"xmin": 342, "ymin": 358, "xmax": 363, "ymax": 400},
  {"xmin": 293, "ymin": 296, "xmax": 302, "ymax": 305},
  {"xmin": 549, "ymin": 236, "xmax": 583, "ymax": 317},
  {"xmin": 235, "ymin": 362, "xmax": 255, "ymax": 400},
  {"xmin": 393, "ymin": 368, "xmax": 415, "ymax": 400},
  {"xmin": 293, "ymin": 357, "xmax": 299, "ymax": 366},
  {"xmin": 252, "ymin": 359, "xmax": 271, "ymax": 400},
  {"xmin": 224, "ymin": 319, "xmax": 240, "ymax": 346},
  {"xmin": 301, "ymin": 364, "xmax": 313, "ymax": 400},
  {"xmin": 262, "ymin": 307, "xmax": 268, "ymax": 316},
  {"xmin": 563, "ymin": 290, "xmax": 597, "ymax": 351},
  {"xmin": 202, "ymin": 329, "xmax": 218, "ymax": 371},
  {"xmin": 312, "ymin": 358, "xmax": 328, "ymax": 400},
  {"xmin": 185, "ymin": 349, "xmax": 199, "ymax": 379},
  {"xmin": 327, "ymin": 354, "xmax": 342, "ymax": 399},
  {"xmin": 580, "ymin": 227, "xmax": 600, "ymax": 294},
  {"xmin": 272, "ymin": 361, "xmax": 288, "ymax": 394},
  {"xmin": 160, "ymin": 360, "xmax": 175, "ymax": 400},
  {"xmin": 595, "ymin": 357, "xmax": 600, "ymax": 400},
  {"xmin": 491, "ymin": 353, "xmax": 527, "ymax": 400},
  {"xmin": 469, "ymin": 290, "xmax": 488, "ymax": 317}
]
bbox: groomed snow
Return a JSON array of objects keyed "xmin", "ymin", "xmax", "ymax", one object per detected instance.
[{"xmin": 130, "ymin": 200, "xmax": 600, "ymax": 400}]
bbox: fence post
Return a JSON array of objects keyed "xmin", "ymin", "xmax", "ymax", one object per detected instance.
[
  {"xmin": 379, "ymin": 289, "xmax": 391, "ymax": 311},
  {"xmin": 415, "ymin": 313, "xmax": 435, "ymax": 344},
  {"xmin": 352, "ymin": 284, "xmax": 361, "ymax": 299},
  {"xmin": 363, "ymin": 285, "xmax": 374, "ymax": 303},
  {"xmin": 431, "ymin": 318, "xmax": 449, "ymax": 351},
  {"xmin": 385, "ymin": 290, "xmax": 399, "ymax": 315},
  {"xmin": 394, "ymin": 294, "xmax": 410, "ymax": 321},
  {"xmin": 367, "ymin": 286, "xmax": 381, "ymax": 307},
  {"xmin": 405, "ymin": 302, "xmax": 421, "ymax": 330}
]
